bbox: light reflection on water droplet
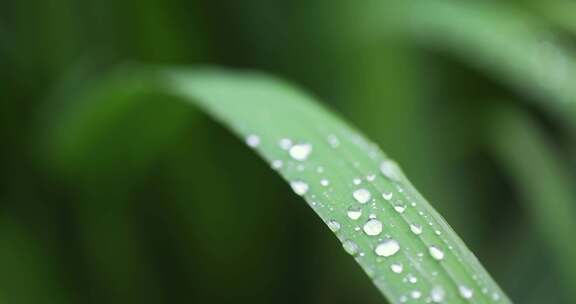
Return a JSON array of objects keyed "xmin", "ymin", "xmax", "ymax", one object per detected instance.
[
  {"xmin": 289, "ymin": 143, "xmax": 312, "ymax": 161},
  {"xmin": 375, "ymin": 239, "xmax": 400, "ymax": 257},
  {"xmin": 459, "ymin": 285, "xmax": 474, "ymax": 299},
  {"xmin": 279, "ymin": 138, "xmax": 293, "ymax": 150},
  {"xmin": 410, "ymin": 224, "xmax": 423, "ymax": 235},
  {"xmin": 327, "ymin": 220, "xmax": 341, "ymax": 232},
  {"xmin": 320, "ymin": 179, "xmax": 330, "ymax": 187},
  {"xmin": 353, "ymin": 188, "xmax": 372, "ymax": 204},
  {"xmin": 429, "ymin": 246, "xmax": 445, "ymax": 261},
  {"xmin": 342, "ymin": 240, "xmax": 359, "ymax": 256},
  {"xmin": 391, "ymin": 263, "xmax": 404, "ymax": 274},
  {"xmin": 363, "ymin": 218, "xmax": 383, "ymax": 236},
  {"xmin": 246, "ymin": 134, "xmax": 260, "ymax": 147},
  {"xmin": 431, "ymin": 286, "xmax": 445, "ymax": 303},
  {"xmin": 380, "ymin": 160, "xmax": 402, "ymax": 181},
  {"xmin": 290, "ymin": 181, "xmax": 309, "ymax": 196},
  {"xmin": 347, "ymin": 206, "xmax": 362, "ymax": 220}
]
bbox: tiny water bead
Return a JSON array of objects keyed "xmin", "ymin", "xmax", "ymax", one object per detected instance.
[
  {"xmin": 271, "ymin": 160, "xmax": 283, "ymax": 170},
  {"xmin": 428, "ymin": 246, "xmax": 445, "ymax": 261},
  {"xmin": 410, "ymin": 290, "xmax": 421, "ymax": 299},
  {"xmin": 459, "ymin": 285, "xmax": 474, "ymax": 299},
  {"xmin": 347, "ymin": 206, "xmax": 362, "ymax": 220},
  {"xmin": 245, "ymin": 134, "xmax": 260, "ymax": 147},
  {"xmin": 390, "ymin": 263, "xmax": 404, "ymax": 274},
  {"xmin": 327, "ymin": 134, "xmax": 340, "ymax": 148},
  {"xmin": 320, "ymin": 179, "xmax": 330, "ymax": 187},
  {"xmin": 342, "ymin": 240, "xmax": 359, "ymax": 256},
  {"xmin": 279, "ymin": 138, "xmax": 293, "ymax": 150},
  {"xmin": 393, "ymin": 204, "xmax": 406, "ymax": 213},
  {"xmin": 375, "ymin": 239, "xmax": 400, "ymax": 257},
  {"xmin": 407, "ymin": 274, "xmax": 418, "ymax": 284},
  {"xmin": 353, "ymin": 178, "xmax": 362, "ymax": 185},
  {"xmin": 290, "ymin": 181, "xmax": 309, "ymax": 196},
  {"xmin": 430, "ymin": 286, "xmax": 445, "ymax": 303},
  {"xmin": 380, "ymin": 160, "xmax": 402, "ymax": 181},
  {"xmin": 410, "ymin": 223, "xmax": 423, "ymax": 235},
  {"xmin": 289, "ymin": 143, "xmax": 312, "ymax": 161},
  {"xmin": 363, "ymin": 218, "xmax": 383, "ymax": 236},
  {"xmin": 382, "ymin": 192, "xmax": 393, "ymax": 201},
  {"xmin": 327, "ymin": 220, "xmax": 341, "ymax": 232},
  {"xmin": 353, "ymin": 188, "xmax": 372, "ymax": 204}
]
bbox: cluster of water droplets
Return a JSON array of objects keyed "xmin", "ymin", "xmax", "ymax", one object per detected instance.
[{"xmin": 243, "ymin": 132, "xmax": 502, "ymax": 303}]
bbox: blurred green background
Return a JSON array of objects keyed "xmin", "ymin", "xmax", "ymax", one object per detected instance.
[{"xmin": 1, "ymin": 0, "xmax": 576, "ymax": 303}]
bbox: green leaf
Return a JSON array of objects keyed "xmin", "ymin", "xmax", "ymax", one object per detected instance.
[
  {"xmin": 47, "ymin": 67, "xmax": 511, "ymax": 303},
  {"xmin": 490, "ymin": 106, "xmax": 576, "ymax": 298}
]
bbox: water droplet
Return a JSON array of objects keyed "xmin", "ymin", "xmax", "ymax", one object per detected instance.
[
  {"xmin": 342, "ymin": 240, "xmax": 359, "ymax": 256},
  {"xmin": 382, "ymin": 192, "xmax": 393, "ymax": 201},
  {"xmin": 459, "ymin": 285, "xmax": 474, "ymax": 299},
  {"xmin": 271, "ymin": 160, "xmax": 283, "ymax": 170},
  {"xmin": 391, "ymin": 263, "xmax": 404, "ymax": 274},
  {"xmin": 394, "ymin": 204, "xmax": 406, "ymax": 213},
  {"xmin": 347, "ymin": 206, "xmax": 362, "ymax": 220},
  {"xmin": 353, "ymin": 188, "xmax": 372, "ymax": 204},
  {"xmin": 246, "ymin": 135, "xmax": 260, "ymax": 147},
  {"xmin": 320, "ymin": 179, "xmax": 330, "ymax": 187},
  {"xmin": 289, "ymin": 143, "xmax": 312, "ymax": 161},
  {"xmin": 366, "ymin": 174, "xmax": 376, "ymax": 182},
  {"xmin": 363, "ymin": 219, "xmax": 383, "ymax": 236},
  {"xmin": 429, "ymin": 246, "xmax": 445, "ymax": 261},
  {"xmin": 492, "ymin": 292, "xmax": 500, "ymax": 301},
  {"xmin": 327, "ymin": 134, "xmax": 340, "ymax": 148},
  {"xmin": 375, "ymin": 239, "xmax": 400, "ymax": 257},
  {"xmin": 410, "ymin": 224, "xmax": 423, "ymax": 235},
  {"xmin": 316, "ymin": 166, "xmax": 324, "ymax": 173},
  {"xmin": 407, "ymin": 274, "xmax": 418, "ymax": 283},
  {"xmin": 327, "ymin": 220, "xmax": 341, "ymax": 232},
  {"xmin": 353, "ymin": 178, "xmax": 362, "ymax": 185},
  {"xmin": 380, "ymin": 160, "xmax": 401, "ymax": 181},
  {"xmin": 290, "ymin": 181, "xmax": 309, "ymax": 196},
  {"xmin": 410, "ymin": 290, "xmax": 421, "ymax": 299},
  {"xmin": 431, "ymin": 286, "xmax": 445, "ymax": 303},
  {"xmin": 279, "ymin": 138, "xmax": 293, "ymax": 150}
]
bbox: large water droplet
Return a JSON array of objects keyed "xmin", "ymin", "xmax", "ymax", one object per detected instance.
[
  {"xmin": 429, "ymin": 245, "xmax": 445, "ymax": 261},
  {"xmin": 459, "ymin": 285, "xmax": 474, "ymax": 299},
  {"xmin": 347, "ymin": 206, "xmax": 362, "ymax": 220},
  {"xmin": 289, "ymin": 143, "xmax": 312, "ymax": 161},
  {"xmin": 353, "ymin": 188, "xmax": 372, "ymax": 204},
  {"xmin": 431, "ymin": 286, "xmax": 445, "ymax": 303},
  {"xmin": 380, "ymin": 160, "xmax": 401, "ymax": 181},
  {"xmin": 327, "ymin": 220, "xmax": 341, "ymax": 232},
  {"xmin": 391, "ymin": 263, "xmax": 404, "ymax": 274},
  {"xmin": 363, "ymin": 218, "xmax": 383, "ymax": 236},
  {"xmin": 342, "ymin": 240, "xmax": 359, "ymax": 256},
  {"xmin": 290, "ymin": 181, "xmax": 309, "ymax": 196},
  {"xmin": 246, "ymin": 134, "xmax": 260, "ymax": 147},
  {"xmin": 375, "ymin": 239, "xmax": 400, "ymax": 257},
  {"xmin": 410, "ymin": 224, "xmax": 423, "ymax": 235}
]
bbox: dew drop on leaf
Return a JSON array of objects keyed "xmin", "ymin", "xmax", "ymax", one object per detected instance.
[
  {"xmin": 382, "ymin": 192, "xmax": 393, "ymax": 201},
  {"xmin": 459, "ymin": 285, "xmax": 474, "ymax": 299},
  {"xmin": 245, "ymin": 134, "xmax": 260, "ymax": 147},
  {"xmin": 320, "ymin": 179, "xmax": 330, "ymax": 187},
  {"xmin": 290, "ymin": 180, "xmax": 309, "ymax": 196},
  {"xmin": 429, "ymin": 245, "xmax": 445, "ymax": 261},
  {"xmin": 279, "ymin": 138, "xmax": 293, "ymax": 150},
  {"xmin": 342, "ymin": 240, "xmax": 359, "ymax": 256},
  {"xmin": 391, "ymin": 263, "xmax": 404, "ymax": 274},
  {"xmin": 347, "ymin": 206, "xmax": 362, "ymax": 220},
  {"xmin": 431, "ymin": 286, "xmax": 445, "ymax": 303},
  {"xmin": 375, "ymin": 239, "xmax": 400, "ymax": 257},
  {"xmin": 327, "ymin": 220, "xmax": 341, "ymax": 232},
  {"xmin": 410, "ymin": 290, "xmax": 421, "ymax": 299},
  {"xmin": 394, "ymin": 204, "xmax": 406, "ymax": 213},
  {"xmin": 410, "ymin": 223, "xmax": 423, "ymax": 235},
  {"xmin": 289, "ymin": 143, "xmax": 312, "ymax": 161},
  {"xmin": 353, "ymin": 188, "xmax": 371, "ymax": 204},
  {"xmin": 380, "ymin": 160, "xmax": 401, "ymax": 181},
  {"xmin": 363, "ymin": 218, "xmax": 383, "ymax": 236},
  {"xmin": 271, "ymin": 160, "xmax": 283, "ymax": 170}
]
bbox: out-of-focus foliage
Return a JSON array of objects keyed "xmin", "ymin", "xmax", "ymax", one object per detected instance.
[{"xmin": 0, "ymin": 0, "xmax": 575, "ymax": 303}]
